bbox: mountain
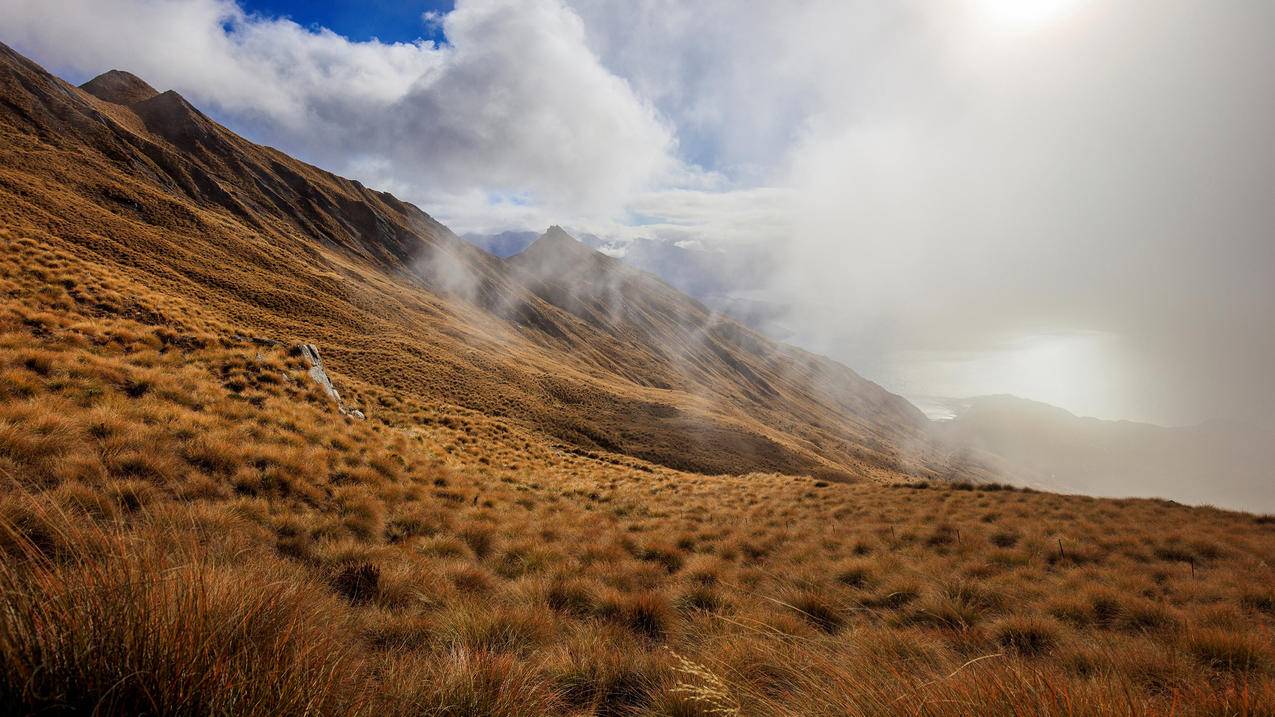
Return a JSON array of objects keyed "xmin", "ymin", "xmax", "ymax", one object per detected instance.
[
  {"xmin": 465, "ymin": 230, "xmax": 791, "ymax": 336},
  {"xmin": 503, "ymin": 225, "xmax": 945, "ymax": 479},
  {"xmin": 0, "ymin": 42, "xmax": 971, "ymax": 482},
  {"xmin": 502, "ymin": 225, "xmax": 963, "ymax": 478},
  {"xmin": 936, "ymin": 395, "xmax": 1275, "ymax": 511},
  {"xmin": 78, "ymin": 68, "xmax": 159, "ymax": 105}
]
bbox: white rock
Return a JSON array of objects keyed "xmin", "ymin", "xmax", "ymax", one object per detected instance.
[{"xmin": 298, "ymin": 343, "xmax": 342, "ymax": 405}]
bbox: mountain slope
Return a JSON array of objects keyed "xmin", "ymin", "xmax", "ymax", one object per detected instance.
[
  {"xmin": 506, "ymin": 227, "xmax": 941, "ymax": 475},
  {"xmin": 0, "ymin": 42, "xmax": 967, "ymax": 480}
]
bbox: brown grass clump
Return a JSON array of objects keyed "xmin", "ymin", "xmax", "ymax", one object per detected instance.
[
  {"xmin": 598, "ymin": 590, "xmax": 675, "ymax": 641},
  {"xmin": 834, "ymin": 557, "xmax": 876, "ymax": 588},
  {"xmin": 545, "ymin": 576, "xmax": 600, "ymax": 617},
  {"xmin": 0, "ymin": 506, "xmax": 361, "ymax": 715},
  {"xmin": 677, "ymin": 583, "xmax": 726, "ymax": 614},
  {"xmin": 331, "ymin": 561, "xmax": 382, "ymax": 604},
  {"xmin": 548, "ymin": 636, "xmax": 663, "ymax": 714},
  {"xmin": 1187, "ymin": 629, "xmax": 1273, "ymax": 674},
  {"xmin": 992, "ymin": 615, "xmax": 1064, "ymax": 656},
  {"xmin": 436, "ymin": 605, "xmax": 554, "ymax": 656},
  {"xmin": 385, "ymin": 649, "xmax": 563, "ymax": 717},
  {"xmin": 450, "ymin": 563, "xmax": 496, "ymax": 594},
  {"xmin": 784, "ymin": 588, "xmax": 847, "ymax": 633}
]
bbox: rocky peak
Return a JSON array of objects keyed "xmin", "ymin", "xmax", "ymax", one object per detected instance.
[
  {"xmin": 516, "ymin": 225, "xmax": 609, "ymax": 267},
  {"xmin": 79, "ymin": 69, "xmax": 159, "ymax": 105}
]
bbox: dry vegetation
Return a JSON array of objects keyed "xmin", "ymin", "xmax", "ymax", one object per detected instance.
[
  {"xmin": 1, "ymin": 233, "xmax": 1274, "ymax": 716},
  {"xmin": 2, "ymin": 45, "xmax": 1274, "ymax": 715}
]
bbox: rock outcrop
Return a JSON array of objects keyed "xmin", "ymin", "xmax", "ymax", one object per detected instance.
[{"xmin": 297, "ymin": 343, "xmax": 364, "ymax": 419}]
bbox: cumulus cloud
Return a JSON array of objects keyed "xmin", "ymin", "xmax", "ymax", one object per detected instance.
[{"xmin": 0, "ymin": 0, "xmax": 676, "ymax": 220}]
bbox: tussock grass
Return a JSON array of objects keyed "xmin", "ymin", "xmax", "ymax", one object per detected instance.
[
  {"xmin": 0, "ymin": 500, "xmax": 362, "ymax": 715},
  {"xmin": 0, "ymin": 238, "xmax": 1271, "ymax": 714}
]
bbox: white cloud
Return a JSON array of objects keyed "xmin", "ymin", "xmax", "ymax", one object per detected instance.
[
  {"xmin": 569, "ymin": 0, "xmax": 1275, "ymax": 425},
  {"xmin": 766, "ymin": 1, "xmax": 1275, "ymax": 425},
  {"xmin": 0, "ymin": 0, "xmax": 677, "ymax": 221}
]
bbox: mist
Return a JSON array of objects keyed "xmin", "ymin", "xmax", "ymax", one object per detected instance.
[
  {"xmin": 757, "ymin": 0, "xmax": 1275, "ymax": 429},
  {"xmin": 568, "ymin": 0, "xmax": 1275, "ymax": 428}
]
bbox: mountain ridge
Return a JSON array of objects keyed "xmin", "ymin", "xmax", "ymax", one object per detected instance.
[{"xmin": 0, "ymin": 42, "xmax": 978, "ymax": 481}]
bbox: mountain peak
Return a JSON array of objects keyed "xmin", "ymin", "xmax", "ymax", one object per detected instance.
[
  {"xmin": 540, "ymin": 225, "xmax": 581, "ymax": 245},
  {"xmin": 517, "ymin": 225, "xmax": 602, "ymax": 264},
  {"xmin": 80, "ymin": 69, "xmax": 158, "ymax": 105}
]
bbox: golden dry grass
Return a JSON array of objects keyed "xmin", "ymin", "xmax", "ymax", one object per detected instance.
[{"xmin": 0, "ymin": 233, "xmax": 1273, "ymax": 716}]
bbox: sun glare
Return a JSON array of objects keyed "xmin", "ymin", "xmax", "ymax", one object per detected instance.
[
  {"xmin": 973, "ymin": 0, "xmax": 1085, "ymax": 33},
  {"xmin": 890, "ymin": 331, "xmax": 1129, "ymax": 421}
]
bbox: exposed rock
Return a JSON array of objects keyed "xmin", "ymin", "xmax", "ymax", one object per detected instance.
[
  {"xmin": 296, "ymin": 343, "xmax": 366, "ymax": 420},
  {"xmin": 298, "ymin": 343, "xmax": 342, "ymax": 405}
]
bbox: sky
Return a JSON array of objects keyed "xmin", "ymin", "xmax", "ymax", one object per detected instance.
[
  {"xmin": 239, "ymin": 0, "xmax": 452, "ymax": 44},
  {"xmin": 2, "ymin": 0, "xmax": 1272, "ymax": 427}
]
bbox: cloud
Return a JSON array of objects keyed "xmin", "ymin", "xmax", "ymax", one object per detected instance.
[
  {"xmin": 766, "ymin": 1, "xmax": 1275, "ymax": 425},
  {"xmin": 0, "ymin": 0, "xmax": 677, "ymax": 221},
  {"xmin": 573, "ymin": 0, "xmax": 1275, "ymax": 425}
]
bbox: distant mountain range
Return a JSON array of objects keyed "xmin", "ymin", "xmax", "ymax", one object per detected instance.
[
  {"xmin": 462, "ymin": 231, "xmax": 791, "ymax": 336},
  {"xmin": 934, "ymin": 395, "xmax": 1275, "ymax": 512}
]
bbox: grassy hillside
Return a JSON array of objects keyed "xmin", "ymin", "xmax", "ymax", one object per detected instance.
[
  {"xmin": 0, "ymin": 41, "xmax": 964, "ymax": 482},
  {"xmin": 2, "ymin": 231, "xmax": 1274, "ymax": 715},
  {"xmin": 0, "ymin": 44, "xmax": 1273, "ymax": 715}
]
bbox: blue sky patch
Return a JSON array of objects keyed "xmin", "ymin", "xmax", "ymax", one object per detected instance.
[{"xmin": 240, "ymin": 0, "xmax": 453, "ymax": 44}]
